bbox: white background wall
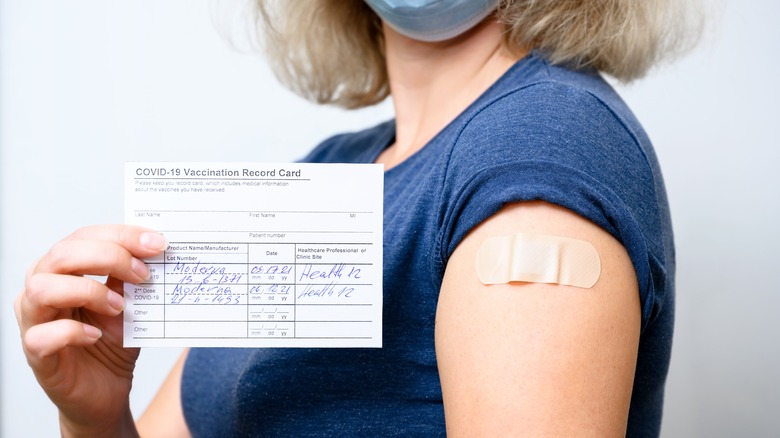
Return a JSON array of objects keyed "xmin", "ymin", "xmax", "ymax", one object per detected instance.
[{"xmin": 1, "ymin": 1, "xmax": 777, "ymax": 436}]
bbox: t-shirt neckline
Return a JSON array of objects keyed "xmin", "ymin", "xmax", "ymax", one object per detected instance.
[{"xmin": 367, "ymin": 52, "xmax": 538, "ymax": 173}]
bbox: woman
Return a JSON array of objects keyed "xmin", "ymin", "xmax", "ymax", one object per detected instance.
[{"xmin": 15, "ymin": 0, "xmax": 697, "ymax": 436}]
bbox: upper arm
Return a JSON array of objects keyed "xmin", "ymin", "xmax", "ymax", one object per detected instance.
[
  {"xmin": 435, "ymin": 201, "xmax": 640, "ymax": 437},
  {"xmin": 136, "ymin": 349, "xmax": 191, "ymax": 438}
]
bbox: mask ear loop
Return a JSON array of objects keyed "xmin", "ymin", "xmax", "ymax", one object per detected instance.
[{"xmin": 476, "ymin": 232, "xmax": 601, "ymax": 288}]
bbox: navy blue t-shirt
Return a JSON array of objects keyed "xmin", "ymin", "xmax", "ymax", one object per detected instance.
[{"xmin": 181, "ymin": 53, "xmax": 675, "ymax": 437}]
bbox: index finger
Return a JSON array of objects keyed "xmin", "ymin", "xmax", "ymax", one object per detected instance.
[{"xmin": 67, "ymin": 224, "xmax": 168, "ymax": 259}]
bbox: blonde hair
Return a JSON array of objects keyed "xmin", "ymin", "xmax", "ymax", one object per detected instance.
[{"xmin": 255, "ymin": 0, "xmax": 700, "ymax": 109}]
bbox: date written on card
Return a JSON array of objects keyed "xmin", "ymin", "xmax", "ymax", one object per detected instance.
[{"xmin": 124, "ymin": 162, "xmax": 383, "ymax": 348}]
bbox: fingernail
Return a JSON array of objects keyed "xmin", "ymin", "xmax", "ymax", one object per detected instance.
[
  {"xmin": 140, "ymin": 232, "xmax": 168, "ymax": 251},
  {"xmin": 131, "ymin": 258, "xmax": 150, "ymax": 280},
  {"xmin": 84, "ymin": 325, "xmax": 102, "ymax": 339},
  {"xmin": 108, "ymin": 291, "xmax": 125, "ymax": 312}
]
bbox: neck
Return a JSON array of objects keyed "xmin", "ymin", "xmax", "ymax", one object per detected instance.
[{"xmin": 377, "ymin": 18, "xmax": 525, "ymax": 169}]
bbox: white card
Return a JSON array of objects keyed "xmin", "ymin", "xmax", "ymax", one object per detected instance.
[{"xmin": 124, "ymin": 162, "xmax": 383, "ymax": 348}]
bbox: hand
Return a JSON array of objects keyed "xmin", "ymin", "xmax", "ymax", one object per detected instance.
[{"xmin": 14, "ymin": 225, "xmax": 168, "ymax": 436}]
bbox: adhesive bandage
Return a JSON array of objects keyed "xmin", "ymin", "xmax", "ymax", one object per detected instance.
[{"xmin": 476, "ymin": 232, "xmax": 601, "ymax": 288}]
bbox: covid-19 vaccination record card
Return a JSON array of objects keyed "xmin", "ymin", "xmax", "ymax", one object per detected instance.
[{"xmin": 124, "ymin": 162, "xmax": 383, "ymax": 348}]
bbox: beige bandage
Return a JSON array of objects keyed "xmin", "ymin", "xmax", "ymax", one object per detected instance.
[{"xmin": 476, "ymin": 232, "xmax": 601, "ymax": 288}]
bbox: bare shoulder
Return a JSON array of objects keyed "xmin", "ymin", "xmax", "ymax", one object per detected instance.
[{"xmin": 436, "ymin": 201, "xmax": 640, "ymax": 437}]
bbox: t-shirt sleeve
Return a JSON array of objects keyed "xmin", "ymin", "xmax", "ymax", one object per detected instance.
[{"xmin": 434, "ymin": 82, "xmax": 670, "ymax": 330}]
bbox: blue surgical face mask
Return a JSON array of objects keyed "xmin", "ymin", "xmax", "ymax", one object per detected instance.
[{"xmin": 364, "ymin": 0, "xmax": 496, "ymax": 42}]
